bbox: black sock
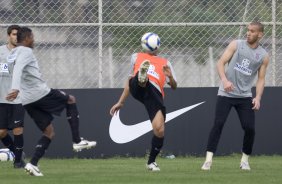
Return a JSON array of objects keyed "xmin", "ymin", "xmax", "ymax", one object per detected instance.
[
  {"xmin": 1, "ymin": 134, "xmax": 15, "ymax": 153},
  {"xmin": 66, "ymin": 103, "xmax": 81, "ymax": 143},
  {"xmin": 30, "ymin": 136, "xmax": 51, "ymax": 166},
  {"xmin": 148, "ymin": 135, "xmax": 164, "ymax": 164},
  {"xmin": 13, "ymin": 134, "xmax": 24, "ymax": 163}
]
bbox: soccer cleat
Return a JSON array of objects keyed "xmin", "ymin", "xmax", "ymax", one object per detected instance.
[
  {"xmin": 240, "ymin": 161, "xmax": 251, "ymax": 170},
  {"xmin": 146, "ymin": 162, "xmax": 160, "ymax": 171},
  {"xmin": 73, "ymin": 138, "xmax": 97, "ymax": 152},
  {"xmin": 14, "ymin": 159, "xmax": 26, "ymax": 169},
  {"xmin": 138, "ymin": 60, "xmax": 150, "ymax": 86},
  {"xmin": 201, "ymin": 161, "xmax": 212, "ymax": 170},
  {"xmin": 25, "ymin": 163, "xmax": 43, "ymax": 176},
  {"xmin": 14, "ymin": 151, "xmax": 26, "ymax": 169}
]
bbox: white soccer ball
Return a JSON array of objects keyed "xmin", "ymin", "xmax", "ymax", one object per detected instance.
[
  {"xmin": 141, "ymin": 32, "xmax": 160, "ymax": 52},
  {"xmin": 0, "ymin": 148, "xmax": 15, "ymax": 161}
]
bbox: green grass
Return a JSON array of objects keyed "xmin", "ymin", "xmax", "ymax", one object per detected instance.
[{"xmin": 1, "ymin": 155, "xmax": 282, "ymax": 184}]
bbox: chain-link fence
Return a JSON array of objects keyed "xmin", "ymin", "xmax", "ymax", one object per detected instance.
[{"xmin": 0, "ymin": 0, "xmax": 281, "ymax": 88}]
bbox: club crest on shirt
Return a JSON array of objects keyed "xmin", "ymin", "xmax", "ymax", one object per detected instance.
[
  {"xmin": 147, "ymin": 64, "xmax": 160, "ymax": 80},
  {"xmin": 234, "ymin": 58, "xmax": 252, "ymax": 76},
  {"xmin": 0, "ymin": 63, "xmax": 9, "ymax": 73}
]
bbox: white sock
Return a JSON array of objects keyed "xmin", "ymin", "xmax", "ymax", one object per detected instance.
[
  {"xmin": 205, "ymin": 151, "xmax": 213, "ymax": 162},
  {"xmin": 241, "ymin": 152, "xmax": 249, "ymax": 163}
]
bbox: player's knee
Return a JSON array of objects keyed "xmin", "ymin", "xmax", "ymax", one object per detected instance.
[
  {"xmin": 44, "ymin": 131, "xmax": 55, "ymax": 139},
  {"xmin": 0, "ymin": 129, "xmax": 8, "ymax": 139},
  {"xmin": 43, "ymin": 125, "xmax": 55, "ymax": 139},
  {"xmin": 12, "ymin": 127, "xmax": 23, "ymax": 135},
  {"xmin": 158, "ymin": 127, "xmax": 165, "ymax": 136},
  {"xmin": 152, "ymin": 111, "xmax": 165, "ymax": 136},
  {"xmin": 68, "ymin": 95, "xmax": 76, "ymax": 104},
  {"xmin": 154, "ymin": 126, "xmax": 164, "ymax": 137}
]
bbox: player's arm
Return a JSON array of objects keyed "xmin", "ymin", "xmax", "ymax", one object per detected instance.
[
  {"xmin": 110, "ymin": 54, "xmax": 136, "ymax": 116},
  {"xmin": 217, "ymin": 40, "xmax": 237, "ymax": 92},
  {"xmin": 252, "ymin": 54, "xmax": 269, "ymax": 110},
  {"xmin": 110, "ymin": 78, "xmax": 130, "ymax": 116},
  {"xmin": 166, "ymin": 73, "xmax": 177, "ymax": 89},
  {"xmin": 164, "ymin": 61, "xmax": 177, "ymax": 90}
]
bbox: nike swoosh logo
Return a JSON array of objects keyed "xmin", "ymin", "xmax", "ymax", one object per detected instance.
[
  {"xmin": 109, "ymin": 102, "xmax": 205, "ymax": 144},
  {"xmin": 77, "ymin": 143, "xmax": 88, "ymax": 146}
]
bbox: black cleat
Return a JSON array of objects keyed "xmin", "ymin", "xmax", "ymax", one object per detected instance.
[{"xmin": 14, "ymin": 159, "xmax": 26, "ymax": 169}]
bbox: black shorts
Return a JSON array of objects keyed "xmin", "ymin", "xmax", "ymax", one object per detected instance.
[
  {"xmin": 129, "ymin": 75, "xmax": 166, "ymax": 122},
  {"xmin": 24, "ymin": 89, "xmax": 69, "ymax": 131},
  {"xmin": 0, "ymin": 103, "xmax": 25, "ymax": 130}
]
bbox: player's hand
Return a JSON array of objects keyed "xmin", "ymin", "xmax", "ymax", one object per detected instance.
[
  {"xmin": 223, "ymin": 80, "xmax": 235, "ymax": 92},
  {"xmin": 6, "ymin": 89, "xmax": 19, "ymax": 101},
  {"xmin": 252, "ymin": 97, "xmax": 261, "ymax": 110},
  {"xmin": 163, "ymin": 65, "xmax": 172, "ymax": 78},
  {"xmin": 110, "ymin": 102, "xmax": 124, "ymax": 116}
]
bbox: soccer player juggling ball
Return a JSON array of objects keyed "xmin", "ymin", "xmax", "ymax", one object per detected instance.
[{"xmin": 110, "ymin": 32, "xmax": 177, "ymax": 171}]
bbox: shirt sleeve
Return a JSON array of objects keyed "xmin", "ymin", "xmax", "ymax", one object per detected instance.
[
  {"xmin": 128, "ymin": 53, "xmax": 137, "ymax": 77},
  {"xmin": 166, "ymin": 60, "xmax": 177, "ymax": 83},
  {"xmin": 11, "ymin": 49, "xmax": 32, "ymax": 90}
]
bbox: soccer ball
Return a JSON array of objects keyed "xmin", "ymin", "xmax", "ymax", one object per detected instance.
[
  {"xmin": 141, "ymin": 32, "xmax": 160, "ymax": 52},
  {"xmin": 0, "ymin": 148, "xmax": 14, "ymax": 161}
]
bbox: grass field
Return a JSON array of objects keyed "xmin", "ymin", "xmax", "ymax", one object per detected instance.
[{"xmin": 0, "ymin": 155, "xmax": 282, "ymax": 184}]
